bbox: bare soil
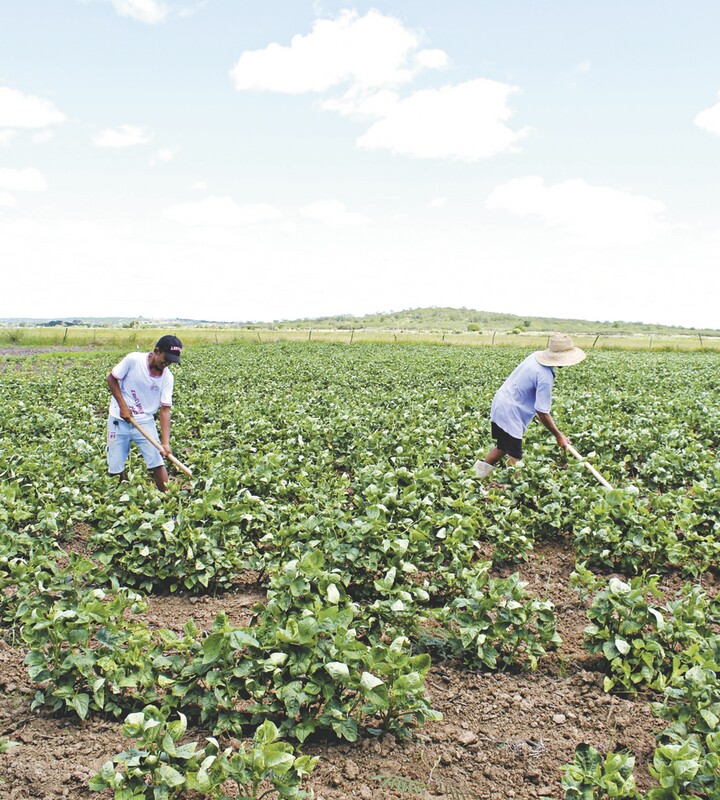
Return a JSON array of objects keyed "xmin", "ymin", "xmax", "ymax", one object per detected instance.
[
  {"xmin": 0, "ymin": 539, "xmax": 678, "ymax": 800},
  {"xmin": 0, "ymin": 347, "xmax": 102, "ymax": 356}
]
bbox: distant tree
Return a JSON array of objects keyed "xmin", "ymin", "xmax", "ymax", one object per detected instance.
[{"xmin": 467, "ymin": 323, "xmax": 480, "ymax": 332}]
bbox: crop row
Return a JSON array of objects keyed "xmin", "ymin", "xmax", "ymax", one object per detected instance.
[{"xmin": 1, "ymin": 342, "xmax": 719, "ymax": 798}]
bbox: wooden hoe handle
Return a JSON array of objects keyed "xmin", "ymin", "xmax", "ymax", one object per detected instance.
[
  {"xmin": 128, "ymin": 416, "xmax": 193, "ymax": 477},
  {"xmin": 566, "ymin": 444, "xmax": 612, "ymax": 490}
]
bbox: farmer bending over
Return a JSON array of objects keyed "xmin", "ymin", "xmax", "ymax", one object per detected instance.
[
  {"xmin": 474, "ymin": 333, "xmax": 586, "ymax": 480},
  {"xmin": 106, "ymin": 335, "xmax": 182, "ymax": 492}
]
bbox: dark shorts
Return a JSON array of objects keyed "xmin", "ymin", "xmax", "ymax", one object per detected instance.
[{"xmin": 491, "ymin": 421, "xmax": 523, "ymax": 460}]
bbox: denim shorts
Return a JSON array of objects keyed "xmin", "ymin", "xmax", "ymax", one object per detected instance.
[{"xmin": 107, "ymin": 417, "xmax": 164, "ymax": 473}]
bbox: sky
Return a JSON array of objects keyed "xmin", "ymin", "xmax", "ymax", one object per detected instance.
[{"xmin": 1, "ymin": 0, "xmax": 719, "ymax": 327}]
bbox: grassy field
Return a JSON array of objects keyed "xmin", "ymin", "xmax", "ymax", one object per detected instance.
[{"xmin": 1, "ymin": 325, "xmax": 719, "ymax": 352}]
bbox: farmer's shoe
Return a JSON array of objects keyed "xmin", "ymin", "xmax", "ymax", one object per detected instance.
[{"xmin": 473, "ymin": 460, "xmax": 496, "ymax": 479}]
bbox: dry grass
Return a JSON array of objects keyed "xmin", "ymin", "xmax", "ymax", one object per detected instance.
[{"xmin": 1, "ymin": 326, "xmax": 718, "ymax": 352}]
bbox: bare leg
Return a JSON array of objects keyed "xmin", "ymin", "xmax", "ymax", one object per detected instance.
[
  {"xmin": 483, "ymin": 447, "xmax": 507, "ymax": 466},
  {"xmin": 152, "ymin": 465, "xmax": 169, "ymax": 492}
]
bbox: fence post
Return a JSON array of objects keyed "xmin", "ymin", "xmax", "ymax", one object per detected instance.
[
  {"xmin": 491, "ymin": 331, "xmax": 496, "ymax": 346},
  {"xmin": 350, "ymin": 328, "xmax": 354, "ymax": 344}
]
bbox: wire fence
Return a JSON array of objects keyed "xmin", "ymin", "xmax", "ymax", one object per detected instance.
[{"xmin": 1, "ymin": 325, "xmax": 719, "ymax": 353}]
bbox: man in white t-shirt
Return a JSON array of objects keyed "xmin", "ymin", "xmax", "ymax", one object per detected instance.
[{"xmin": 106, "ymin": 335, "xmax": 182, "ymax": 491}]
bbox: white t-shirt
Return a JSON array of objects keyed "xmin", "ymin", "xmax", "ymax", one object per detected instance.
[{"xmin": 109, "ymin": 352, "xmax": 174, "ymax": 423}]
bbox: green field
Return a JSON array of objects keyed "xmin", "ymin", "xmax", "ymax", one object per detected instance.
[{"xmin": 1, "ymin": 343, "xmax": 719, "ymax": 799}]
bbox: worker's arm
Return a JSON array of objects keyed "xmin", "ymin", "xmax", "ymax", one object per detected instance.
[
  {"xmin": 157, "ymin": 405, "xmax": 172, "ymax": 457},
  {"xmin": 107, "ymin": 373, "xmax": 132, "ymax": 421},
  {"xmin": 535, "ymin": 410, "xmax": 570, "ymax": 449}
]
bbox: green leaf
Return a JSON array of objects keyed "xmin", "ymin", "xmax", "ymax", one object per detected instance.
[
  {"xmin": 254, "ymin": 721, "xmax": 280, "ymax": 745},
  {"xmin": 331, "ymin": 717, "xmax": 358, "ymax": 741},
  {"xmin": 229, "ymin": 629, "xmax": 259, "ymax": 649},
  {"xmin": 71, "ymin": 693, "xmax": 90, "ymax": 720},
  {"xmin": 615, "ymin": 637, "xmax": 631, "ymax": 655},
  {"xmin": 325, "ymin": 661, "xmax": 350, "ymax": 682},
  {"xmin": 360, "ymin": 671, "xmax": 384, "ymax": 691},
  {"xmin": 262, "ymin": 745, "xmax": 295, "ymax": 773},
  {"xmin": 700, "ymin": 708, "xmax": 720, "ymax": 729},
  {"xmin": 202, "ymin": 633, "xmax": 223, "ymax": 664},
  {"xmin": 166, "ymin": 713, "xmax": 188, "ymax": 742},
  {"xmin": 157, "ymin": 763, "xmax": 186, "ymax": 788}
]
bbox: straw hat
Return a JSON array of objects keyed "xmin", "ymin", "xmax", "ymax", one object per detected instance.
[{"xmin": 535, "ymin": 333, "xmax": 586, "ymax": 367}]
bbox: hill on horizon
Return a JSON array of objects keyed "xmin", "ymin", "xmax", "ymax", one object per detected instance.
[
  {"xmin": 272, "ymin": 307, "xmax": 719, "ymax": 337},
  {"xmin": 2, "ymin": 307, "xmax": 718, "ymax": 337}
]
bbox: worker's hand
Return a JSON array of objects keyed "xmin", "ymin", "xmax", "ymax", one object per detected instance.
[
  {"xmin": 119, "ymin": 406, "xmax": 133, "ymax": 422},
  {"xmin": 159, "ymin": 443, "xmax": 172, "ymax": 458},
  {"xmin": 556, "ymin": 433, "xmax": 570, "ymax": 449}
]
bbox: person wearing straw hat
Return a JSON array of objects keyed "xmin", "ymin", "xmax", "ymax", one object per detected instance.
[{"xmin": 474, "ymin": 333, "xmax": 586, "ymax": 480}]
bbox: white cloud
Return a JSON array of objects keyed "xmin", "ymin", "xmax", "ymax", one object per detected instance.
[
  {"xmin": 0, "ymin": 192, "xmax": 16, "ymax": 207},
  {"xmin": 321, "ymin": 88, "xmax": 399, "ymax": 119},
  {"xmin": 416, "ymin": 49, "xmax": 449, "ymax": 70},
  {"xmin": 231, "ymin": 9, "xmax": 446, "ymax": 94},
  {"xmin": 0, "ymin": 87, "xmax": 65, "ymax": 129},
  {"xmin": 151, "ymin": 145, "xmax": 180, "ymax": 164},
  {"xmin": 32, "ymin": 131, "xmax": 55, "ymax": 144},
  {"xmin": 0, "ymin": 130, "xmax": 16, "ymax": 145},
  {"xmin": 428, "ymin": 197, "xmax": 448, "ymax": 208},
  {"xmin": 162, "ymin": 195, "xmax": 283, "ymax": 227},
  {"xmin": 357, "ymin": 79, "xmax": 530, "ymax": 160},
  {"xmin": 99, "ymin": 0, "xmax": 207, "ymax": 23},
  {"xmin": 299, "ymin": 199, "xmax": 369, "ymax": 226},
  {"xmin": 193, "ymin": 180, "xmax": 207, "ymax": 190},
  {"xmin": 694, "ymin": 92, "xmax": 720, "ymax": 135},
  {"xmin": 109, "ymin": 0, "xmax": 169, "ymax": 24},
  {"xmin": 486, "ymin": 176, "xmax": 666, "ymax": 246},
  {"xmin": 0, "ymin": 167, "xmax": 48, "ymax": 192},
  {"xmin": 232, "ymin": 11, "xmax": 535, "ymax": 166},
  {"xmin": 93, "ymin": 124, "xmax": 152, "ymax": 148}
]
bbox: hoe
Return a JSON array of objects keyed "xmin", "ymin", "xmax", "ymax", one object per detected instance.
[
  {"xmin": 128, "ymin": 417, "xmax": 193, "ymax": 478},
  {"xmin": 566, "ymin": 444, "xmax": 612, "ymax": 490}
]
